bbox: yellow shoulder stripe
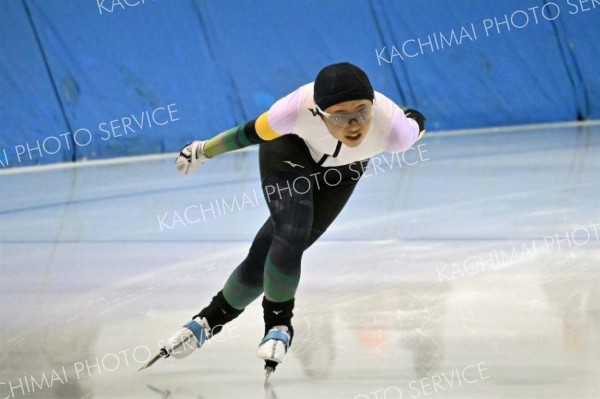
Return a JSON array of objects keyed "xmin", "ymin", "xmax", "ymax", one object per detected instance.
[{"xmin": 255, "ymin": 112, "xmax": 280, "ymax": 141}]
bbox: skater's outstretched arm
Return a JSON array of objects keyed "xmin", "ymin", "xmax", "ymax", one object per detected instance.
[
  {"xmin": 174, "ymin": 114, "xmax": 279, "ymax": 175},
  {"xmin": 176, "ymin": 86, "xmax": 303, "ymax": 174},
  {"xmin": 203, "ymin": 112, "xmax": 281, "ymax": 157}
]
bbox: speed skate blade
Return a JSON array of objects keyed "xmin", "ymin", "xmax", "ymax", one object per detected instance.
[
  {"xmin": 138, "ymin": 350, "xmax": 167, "ymax": 371},
  {"xmin": 264, "ymin": 360, "xmax": 278, "ymax": 381},
  {"xmin": 265, "ymin": 367, "xmax": 273, "ymax": 380}
]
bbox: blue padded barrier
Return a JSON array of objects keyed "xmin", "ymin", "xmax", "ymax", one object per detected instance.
[{"xmin": 0, "ymin": 0, "xmax": 598, "ymax": 168}]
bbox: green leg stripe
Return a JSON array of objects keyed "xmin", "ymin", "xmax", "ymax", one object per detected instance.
[
  {"xmin": 264, "ymin": 254, "xmax": 300, "ymax": 302},
  {"xmin": 222, "ymin": 272, "xmax": 263, "ymax": 310}
]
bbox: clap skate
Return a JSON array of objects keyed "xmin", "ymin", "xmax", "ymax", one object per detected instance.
[
  {"xmin": 138, "ymin": 317, "xmax": 211, "ymax": 371},
  {"xmin": 257, "ymin": 325, "xmax": 291, "ymax": 380}
]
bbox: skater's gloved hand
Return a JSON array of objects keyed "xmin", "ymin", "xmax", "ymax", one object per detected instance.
[
  {"xmin": 175, "ymin": 140, "xmax": 209, "ymax": 175},
  {"xmin": 404, "ymin": 108, "xmax": 426, "ymax": 139}
]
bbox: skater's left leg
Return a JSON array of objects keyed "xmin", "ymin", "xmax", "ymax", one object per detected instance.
[
  {"xmin": 258, "ymin": 160, "xmax": 368, "ymax": 372},
  {"xmin": 216, "ymin": 172, "xmax": 347, "ymax": 333},
  {"xmin": 304, "ymin": 160, "xmax": 367, "ymax": 248},
  {"xmin": 259, "ymin": 156, "xmax": 369, "ymax": 312},
  {"xmin": 257, "ymin": 135, "xmax": 317, "ymax": 330},
  {"xmin": 260, "ymin": 168, "xmax": 314, "ymax": 336},
  {"xmin": 259, "ymin": 163, "xmax": 365, "ymax": 338}
]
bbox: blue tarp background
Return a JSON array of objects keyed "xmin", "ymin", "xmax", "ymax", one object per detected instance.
[{"xmin": 1, "ymin": 0, "xmax": 598, "ymax": 167}]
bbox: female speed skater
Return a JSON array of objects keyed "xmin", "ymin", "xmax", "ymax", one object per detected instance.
[{"xmin": 141, "ymin": 62, "xmax": 426, "ymax": 378}]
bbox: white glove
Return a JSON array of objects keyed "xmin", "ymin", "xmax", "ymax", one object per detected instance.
[{"xmin": 175, "ymin": 140, "xmax": 209, "ymax": 175}]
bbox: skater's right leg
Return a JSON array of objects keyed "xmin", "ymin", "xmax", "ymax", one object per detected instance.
[
  {"xmin": 160, "ymin": 204, "xmax": 277, "ymax": 364},
  {"xmin": 153, "ymin": 289, "xmax": 249, "ymax": 366},
  {"xmin": 156, "ymin": 290, "xmax": 244, "ymax": 362},
  {"xmin": 191, "ymin": 216, "xmax": 275, "ymax": 340},
  {"xmin": 221, "ymin": 218, "xmax": 274, "ymax": 309},
  {"xmin": 162, "ymin": 218, "xmax": 275, "ymax": 359},
  {"xmin": 194, "ymin": 290, "xmax": 244, "ymax": 336}
]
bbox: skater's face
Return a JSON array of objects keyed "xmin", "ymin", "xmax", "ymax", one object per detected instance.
[{"xmin": 319, "ymin": 99, "xmax": 373, "ymax": 147}]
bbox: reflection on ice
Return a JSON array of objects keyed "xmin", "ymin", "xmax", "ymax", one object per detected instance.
[{"xmin": 1, "ymin": 123, "xmax": 599, "ymax": 398}]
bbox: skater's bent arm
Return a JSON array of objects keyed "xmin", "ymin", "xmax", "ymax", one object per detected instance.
[
  {"xmin": 202, "ymin": 112, "xmax": 282, "ymax": 158},
  {"xmin": 384, "ymin": 106, "xmax": 426, "ymax": 153}
]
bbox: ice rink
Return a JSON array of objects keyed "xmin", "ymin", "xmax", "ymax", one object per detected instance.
[{"xmin": 1, "ymin": 122, "xmax": 599, "ymax": 399}]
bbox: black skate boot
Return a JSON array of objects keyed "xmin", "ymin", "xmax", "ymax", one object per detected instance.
[
  {"xmin": 139, "ymin": 291, "xmax": 243, "ymax": 370},
  {"xmin": 194, "ymin": 290, "xmax": 244, "ymax": 336},
  {"xmin": 257, "ymin": 297, "xmax": 295, "ymax": 379}
]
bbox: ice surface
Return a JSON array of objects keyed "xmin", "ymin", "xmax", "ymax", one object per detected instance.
[{"xmin": 0, "ymin": 123, "xmax": 598, "ymax": 398}]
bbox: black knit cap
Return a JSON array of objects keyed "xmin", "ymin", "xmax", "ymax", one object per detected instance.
[{"xmin": 314, "ymin": 62, "xmax": 374, "ymax": 111}]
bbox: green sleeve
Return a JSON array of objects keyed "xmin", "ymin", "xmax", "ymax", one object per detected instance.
[{"xmin": 203, "ymin": 119, "xmax": 265, "ymax": 158}]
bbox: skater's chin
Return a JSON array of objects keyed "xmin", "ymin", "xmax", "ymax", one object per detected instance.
[{"xmin": 341, "ymin": 133, "xmax": 366, "ymax": 147}]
